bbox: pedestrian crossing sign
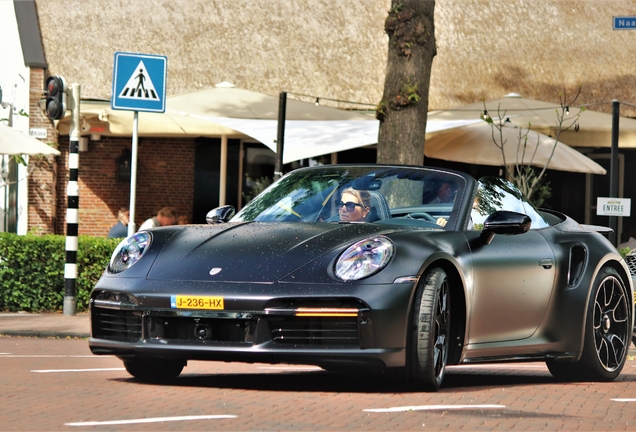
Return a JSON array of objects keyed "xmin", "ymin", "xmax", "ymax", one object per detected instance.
[{"xmin": 112, "ymin": 52, "xmax": 167, "ymax": 112}]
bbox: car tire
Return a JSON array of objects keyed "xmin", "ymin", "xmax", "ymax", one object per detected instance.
[
  {"xmin": 123, "ymin": 357, "xmax": 185, "ymax": 382},
  {"xmin": 404, "ymin": 267, "xmax": 451, "ymax": 391},
  {"xmin": 547, "ymin": 267, "xmax": 631, "ymax": 382}
]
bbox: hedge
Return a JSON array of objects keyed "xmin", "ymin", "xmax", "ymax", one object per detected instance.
[
  {"xmin": 1, "ymin": 233, "xmax": 632, "ymax": 313},
  {"xmin": 0, "ymin": 233, "xmax": 120, "ymax": 312}
]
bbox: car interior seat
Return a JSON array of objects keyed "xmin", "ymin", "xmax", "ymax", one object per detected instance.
[{"xmin": 367, "ymin": 190, "xmax": 391, "ymax": 222}]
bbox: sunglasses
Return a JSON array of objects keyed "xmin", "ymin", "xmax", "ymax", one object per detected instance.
[{"xmin": 337, "ymin": 200, "xmax": 364, "ymax": 212}]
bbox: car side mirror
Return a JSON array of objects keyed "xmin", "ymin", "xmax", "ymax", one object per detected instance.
[
  {"xmin": 206, "ymin": 205, "xmax": 236, "ymax": 224},
  {"xmin": 480, "ymin": 210, "xmax": 531, "ymax": 245}
]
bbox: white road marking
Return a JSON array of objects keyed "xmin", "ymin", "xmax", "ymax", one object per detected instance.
[
  {"xmin": 257, "ymin": 366, "xmax": 323, "ymax": 371},
  {"xmin": 65, "ymin": 414, "xmax": 237, "ymax": 426},
  {"xmin": 364, "ymin": 404, "xmax": 506, "ymax": 413},
  {"xmin": 32, "ymin": 368, "xmax": 125, "ymax": 373},
  {"xmin": 448, "ymin": 364, "xmax": 546, "ymax": 369},
  {"xmin": 611, "ymin": 398, "xmax": 636, "ymax": 402},
  {"xmin": 0, "ymin": 355, "xmax": 101, "ymax": 358}
]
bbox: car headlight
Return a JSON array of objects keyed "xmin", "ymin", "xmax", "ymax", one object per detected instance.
[
  {"xmin": 334, "ymin": 236, "xmax": 394, "ymax": 281},
  {"xmin": 109, "ymin": 232, "xmax": 151, "ymax": 274}
]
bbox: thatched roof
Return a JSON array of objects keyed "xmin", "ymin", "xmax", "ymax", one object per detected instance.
[
  {"xmin": 34, "ymin": 0, "xmax": 636, "ymax": 116},
  {"xmin": 34, "ymin": 0, "xmax": 389, "ymax": 109},
  {"xmin": 431, "ymin": 0, "xmax": 636, "ymax": 116}
]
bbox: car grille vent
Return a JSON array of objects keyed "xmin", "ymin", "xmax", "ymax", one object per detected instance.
[
  {"xmin": 625, "ymin": 254, "xmax": 636, "ymax": 277},
  {"xmin": 92, "ymin": 308, "xmax": 142, "ymax": 342},
  {"xmin": 568, "ymin": 244, "xmax": 588, "ymax": 287},
  {"xmin": 155, "ymin": 317, "xmax": 253, "ymax": 344},
  {"xmin": 269, "ymin": 317, "xmax": 359, "ymax": 346}
]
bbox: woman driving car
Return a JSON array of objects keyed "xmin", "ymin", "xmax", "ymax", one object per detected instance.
[{"xmin": 338, "ymin": 188, "xmax": 370, "ymax": 222}]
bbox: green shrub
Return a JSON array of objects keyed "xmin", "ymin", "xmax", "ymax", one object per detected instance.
[{"xmin": 0, "ymin": 233, "xmax": 119, "ymax": 312}]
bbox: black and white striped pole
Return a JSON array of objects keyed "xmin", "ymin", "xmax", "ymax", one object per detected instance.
[
  {"xmin": 64, "ymin": 83, "xmax": 81, "ymax": 316},
  {"xmin": 46, "ymin": 76, "xmax": 80, "ymax": 316}
]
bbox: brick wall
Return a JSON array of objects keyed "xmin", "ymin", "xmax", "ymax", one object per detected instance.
[
  {"xmin": 27, "ymin": 68, "xmax": 59, "ymax": 234},
  {"xmin": 27, "ymin": 68, "xmax": 197, "ymax": 237},
  {"xmin": 55, "ymin": 136, "xmax": 195, "ymax": 237}
]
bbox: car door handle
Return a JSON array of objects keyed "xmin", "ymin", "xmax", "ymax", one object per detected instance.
[{"xmin": 539, "ymin": 258, "xmax": 553, "ymax": 269}]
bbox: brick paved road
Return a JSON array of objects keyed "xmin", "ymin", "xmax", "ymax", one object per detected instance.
[{"xmin": 2, "ymin": 336, "xmax": 636, "ymax": 430}]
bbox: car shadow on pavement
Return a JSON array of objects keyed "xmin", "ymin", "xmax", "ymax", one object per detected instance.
[{"xmin": 111, "ymin": 368, "xmax": 591, "ymax": 393}]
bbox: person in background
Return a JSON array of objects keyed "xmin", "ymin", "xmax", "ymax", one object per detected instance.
[
  {"xmin": 107, "ymin": 207, "xmax": 129, "ymax": 238},
  {"xmin": 338, "ymin": 188, "xmax": 370, "ymax": 222},
  {"xmin": 138, "ymin": 206, "xmax": 178, "ymax": 231},
  {"xmin": 178, "ymin": 213, "xmax": 189, "ymax": 225},
  {"xmin": 430, "ymin": 181, "xmax": 457, "ymax": 227},
  {"xmin": 429, "ymin": 181, "xmax": 456, "ymax": 204}
]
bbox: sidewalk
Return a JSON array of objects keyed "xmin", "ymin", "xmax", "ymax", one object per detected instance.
[{"xmin": 0, "ymin": 312, "xmax": 90, "ymax": 338}]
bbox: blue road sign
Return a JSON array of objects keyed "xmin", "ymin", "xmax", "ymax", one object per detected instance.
[
  {"xmin": 112, "ymin": 52, "xmax": 167, "ymax": 112},
  {"xmin": 613, "ymin": 16, "xmax": 636, "ymax": 30}
]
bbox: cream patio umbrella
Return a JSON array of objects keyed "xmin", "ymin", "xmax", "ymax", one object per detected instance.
[
  {"xmin": 166, "ymin": 84, "xmax": 375, "ymax": 121},
  {"xmin": 56, "ymin": 100, "xmax": 246, "ymax": 138},
  {"xmin": 165, "ymin": 85, "xmax": 485, "ymax": 164},
  {"xmin": 424, "ymin": 121, "xmax": 606, "ymax": 175},
  {"xmin": 166, "ymin": 84, "xmax": 379, "ymax": 162},
  {"xmin": 165, "ymin": 84, "xmax": 380, "ymax": 204},
  {"xmin": 428, "ymin": 92, "xmax": 636, "ymax": 149},
  {"xmin": 0, "ymin": 123, "xmax": 60, "ymax": 156}
]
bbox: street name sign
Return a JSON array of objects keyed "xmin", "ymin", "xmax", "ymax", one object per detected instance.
[
  {"xmin": 111, "ymin": 52, "xmax": 167, "ymax": 112},
  {"xmin": 613, "ymin": 16, "xmax": 636, "ymax": 30},
  {"xmin": 29, "ymin": 128, "xmax": 47, "ymax": 139}
]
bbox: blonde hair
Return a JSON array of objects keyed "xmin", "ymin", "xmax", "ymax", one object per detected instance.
[{"xmin": 341, "ymin": 187, "xmax": 370, "ymax": 208}]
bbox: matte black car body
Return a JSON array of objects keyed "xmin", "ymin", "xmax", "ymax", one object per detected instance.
[{"xmin": 89, "ymin": 164, "xmax": 634, "ymax": 390}]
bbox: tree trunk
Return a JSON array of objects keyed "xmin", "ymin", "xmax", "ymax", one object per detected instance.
[{"xmin": 377, "ymin": 0, "xmax": 436, "ymax": 165}]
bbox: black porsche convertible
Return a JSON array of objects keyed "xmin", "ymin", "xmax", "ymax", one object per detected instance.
[{"xmin": 89, "ymin": 164, "xmax": 634, "ymax": 391}]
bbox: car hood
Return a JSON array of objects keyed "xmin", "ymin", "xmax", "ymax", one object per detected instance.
[{"xmin": 147, "ymin": 222, "xmax": 391, "ymax": 283}]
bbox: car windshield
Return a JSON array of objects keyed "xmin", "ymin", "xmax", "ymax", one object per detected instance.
[
  {"xmin": 232, "ymin": 166, "xmax": 467, "ymax": 229},
  {"xmin": 471, "ymin": 176, "xmax": 549, "ymax": 230}
]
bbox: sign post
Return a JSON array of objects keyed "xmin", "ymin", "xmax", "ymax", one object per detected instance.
[
  {"xmin": 65, "ymin": 83, "xmax": 80, "ymax": 316},
  {"xmin": 111, "ymin": 52, "xmax": 167, "ymax": 236}
]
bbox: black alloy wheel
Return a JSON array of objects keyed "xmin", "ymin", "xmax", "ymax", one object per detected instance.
[
  {"xmin": 409, "ymin": 267, "xmax": 451, "ymax": 391},
  {"xmin": 547, "ymin": 267, "xmax": 630, "ymax": 381}
]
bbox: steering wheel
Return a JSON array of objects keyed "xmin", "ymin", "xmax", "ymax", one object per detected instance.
[{"xmin": 406, "ymin": 212, "xmax": 438, "ymax": 223}]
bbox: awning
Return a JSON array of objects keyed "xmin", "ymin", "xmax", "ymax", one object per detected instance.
[
  {"xmin": 425, "ymin": 121, "xmax": 606, "ymax": 174},
  {"xmin": 428, "ymin": 92, "xmax": 636, "ymax": 148},
  {"xmin": 0, "ymin": 123, "xmax": 61, "ymax": 156},
  {"xmin": 57, "ymin": 100, "xmax": 246, "ymax": 138},
  {"xmin": 57, "ymin": 93, "xmax": 483, "ymax": 164},
  {"xmin": 171, "ymin": 115, "xmax": 482, "ymax": 164}
]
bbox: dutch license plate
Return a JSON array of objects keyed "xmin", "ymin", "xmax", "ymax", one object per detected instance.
[{"xmin": 170, "ymin": 295, "xmax": 224, "ymax": 310}]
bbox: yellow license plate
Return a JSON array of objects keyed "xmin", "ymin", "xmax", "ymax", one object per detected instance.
[{"xmin": 170, "ymin": 295, "xmax": 224, "ymax": 310}]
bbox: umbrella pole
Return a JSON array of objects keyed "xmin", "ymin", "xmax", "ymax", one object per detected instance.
[
  {"xmin": 274, "ymin": 92, "xmax": 287, "ymax": 180},
  {"xmin": 219, "ymin": 135, "xmax": 227, "ymax": 206},
  {"xmin": 609, "ymin": 100, "xmax": 620, "ymax": 246}
]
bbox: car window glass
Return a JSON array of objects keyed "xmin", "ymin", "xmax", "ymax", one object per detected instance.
[
  {"xmin": 472, "ymin": 177, "xmax": 548, "ymax": 230},
  {"xmin": 232, "ymin": 166, "xmax": 467, "ymax": 229}
]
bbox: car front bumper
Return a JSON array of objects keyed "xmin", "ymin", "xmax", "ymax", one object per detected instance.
[{"xmin": 88, "ymin": 279, "xmax": 416, "ymax": 369}]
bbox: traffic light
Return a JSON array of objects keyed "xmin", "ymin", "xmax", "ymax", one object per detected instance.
[{"xmin": 45, "ymin": 76, "xmax": 66, "ymax": 120}]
